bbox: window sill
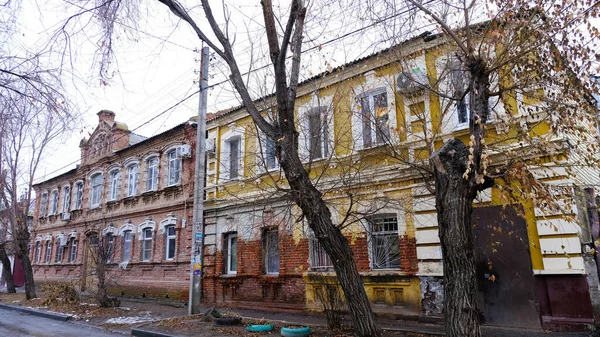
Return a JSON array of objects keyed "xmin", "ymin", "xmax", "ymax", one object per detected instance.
[{"xmin": 220, "ymin": 273, "xmax": 238, "ymax": 278}]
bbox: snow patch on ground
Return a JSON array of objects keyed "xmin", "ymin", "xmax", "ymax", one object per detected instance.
[{"xmin": 104, "ymin": 315, "xmax": 156, "ymax": 325}]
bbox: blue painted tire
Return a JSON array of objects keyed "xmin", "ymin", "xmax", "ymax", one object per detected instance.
[
  {"xmin": 247, "ymin": 324, "xmax": 274, "ymax": 332},
  {"xmin": 280, "ymin": 326, "xmax": 311, "ymax": 337}
]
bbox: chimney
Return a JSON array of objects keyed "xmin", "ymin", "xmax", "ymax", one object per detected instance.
[{"xmin": 97, "ymin": 110, "xmax": 115, "ymax": 123}]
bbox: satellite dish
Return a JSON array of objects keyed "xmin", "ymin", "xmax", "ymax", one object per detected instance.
[{"xmin": 397, "ymin": 71, "xmax": 413, "ymax": 91}]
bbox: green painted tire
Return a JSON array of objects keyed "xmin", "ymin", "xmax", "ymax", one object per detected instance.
[
  {"xmin": 280, "ymin": 326, "xmax": 311, "ymax": 337},
  {"xmin": 247, "ymin": 324, "xmax": 274, "ymax": 332}
]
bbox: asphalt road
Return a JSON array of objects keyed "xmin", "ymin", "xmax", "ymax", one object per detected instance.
[{"xmin": 0, "ymin": 308, "xmax": 125, "ymax": 337}]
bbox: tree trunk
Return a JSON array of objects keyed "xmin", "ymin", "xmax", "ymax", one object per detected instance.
[
  {"xmin": 432, "ymin": 139, "xmax": 481, "ymax": 337},
  {"xmin": 96, "ymin": 264, "xmax": 109, "ymax": 307},
  {"xmin": 280, "ymin": 136, "xmax": 379, "ymax": 337},
  {"xmin": 15, "ymin": 228, "xmax": 36, "ymax": 299},
  {"xmin": 0, "ymin": 245, "xmax": 15, "ymax": 293}
]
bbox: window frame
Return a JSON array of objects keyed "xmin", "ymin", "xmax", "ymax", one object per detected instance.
[
  {"xmin": 146, "ymin": 156, "xmax": 159, "ymax": 191},
  {"xmin": 227, "ymin": 136, "xmax": 241, "ymax": 180},
  {"xmin": 106, "ymin": 233, "xmax": 114, "ymax": 263},
  {"xmin": 122, "ymin": 230, "xmax": 132, "ymax": 263},
  {"xmin": 55, "ymin": 240, "xmax": 63, "ymax": 263},
  {"xmin": 108, "ymin": 169, "xmax": 120, "ymax": 201},
  {"xmin": 258, "ymin": 133, "xmax": 279, "ymax": 172},
  {"xmin": 49, "ymin": 190, "xmax": 59, "ymax": 215},
  {"xmin": 307, "ymin": 107, "xmax": 329, "ymax": 161},
  {"xmin": 40, "ymin": 192, "xmax": 48, "ymax": 217},
  {"xmin": 165, "ymin": 225, "xmax": 176, "ymax": 260},
  {"xmin": 44, "ymin": 240, "xmax": 52, "ymax": 264},
  {"xmin": 127, "ymin": 164, "xmax": 139, "ymax": 197},
  {"xmin": 69, "ymin": 238, "xmax": 77, "ymax": 263},
  {"xmin": 73, "ymin": 181, "xmax": 84, "ymax": 210},
  {"xmin": 35, "ymin": 241, "xmax": 41, "ymax": 263},
  {"xmin": 90, "ymin": 173, "xmax": 103, "ymax": 208},
  {"xmin": 62, "ymin": 186, "xmax": 71, "ymax": 213},
  {"xmin": 368, "ymin": 214, "xmax": 401, "ymax": 270},
  {"xmin": 309, "ymin": 236, "xmax": 333, "ymax": 271},
  {"xmin": 167, "ymin": 150, "xmax": 182, "ymax": 186},
  {"xmin": 358, "ymin": 89, "xmax": 390, "ymax": 148},
  {"xmin": 263, "ymin": 229, "xmax": 280, "ymax": 275},
  {"xmin": 224, "ymin": 232, "xmax": 238, "ymax": 275},
  {"xmin": 141, "ymin": 228, "xmax": 153, "ymax": 262}
]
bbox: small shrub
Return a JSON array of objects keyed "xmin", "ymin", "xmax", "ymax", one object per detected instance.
[{"xmin": 41, "ymin": 282, "xmax": 79, "ymax": 306}]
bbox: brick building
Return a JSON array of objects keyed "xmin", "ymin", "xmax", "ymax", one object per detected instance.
[{"xmin": 31, "ymin": 110, "xmax": 197, "ymax": 299}]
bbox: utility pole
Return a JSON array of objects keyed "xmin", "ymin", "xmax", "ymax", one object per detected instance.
[{"xmin": 189, "ymin": 46, "xmax": 209, "ymax": 315}]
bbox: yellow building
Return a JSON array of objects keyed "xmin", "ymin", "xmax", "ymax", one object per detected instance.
[{"xmin": 200, "ymin": 31, "xmax": 599, "ymax": 330}]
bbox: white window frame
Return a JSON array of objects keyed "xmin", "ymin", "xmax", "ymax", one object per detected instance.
[
  {"xmin": 167, "ymin": 150, "xmax": 181, "ymax": 186},
  {"xmin": 225, "ymin": 233, "xmax": 238, "ymax": 275},
  {"xmin": 227, "ymin": 136, "xmax": 241, "ymax": 179},
  {"xmin": 127, "ymin": 164, "xmax": 139, "ymax": 197},
  {"xmin": 61, "ymin": 185, "xmax": 71, "ymax": 213},
  {"xmin": 219, "ymin": 127, "xmax": 245, "ymax": 182},
  {"xmin": 73, "ymin": 181, "xmax": 84, "ymax": 210},
  {"xmin": 69, "ymin": 238, "xmax": 77, "ymax": 263},
  {"xmin": 358, "ymin": 89, "xmax": 391, "ymax": 148},
  {"xmin": 106, "ymin": 233, "xmax": 114, "ymax": 263},
  {"xmin": 146, "ymin": 156, "xmax": 159, "ymax": 191},
  {"xmin": 40, "ymin": 192, "xmax": 48, "ymax": 217},
  {"xmin": 44, "ymin": 239, "xmax": 52, "ymax": 263},
  {"xmin": 55, "ymin": 240, "xmax": 63, "ymax": 263},
  {"xmin": 165, "ymin": 225, "xmax": 176, "ymax": 260},
  {"xmin": 368, "ymin": 214, "xmax": 401, "ymax": 270},
  {"xmin": 297, "ymin": 95, "xmax": 334, "ymax": 162},
  {"xmin": 108, "ymin": 169, "xmax": 120, "ymax": 201},
  {"xmin": 49, "ymin": 190, "xmax": 59, "ymax": 215},
  {"xmin": 122, "ymin": 231, "xmax": 132, "ymax": 263},
  {"xmin": 90, "ymin": 173, "xmax": 103, "ymax": 208},
  {"xmin": 308, "ymin": 231, "xmax": 333, "ymax": 270},
  {"xmin": 141, "ymin": 229, "xmax": 153, "ymax": 262},
  {"xmin": 35, "ymin": 241, "xmax": 41, "ymax": 263}
]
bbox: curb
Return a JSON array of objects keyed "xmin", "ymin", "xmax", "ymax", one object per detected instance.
[
  {"xmin": 0, "ymin": 302, "xmax": 72, "ymax": 321},
  {"xmin": 131, "ymin": 327, "xmax": 182, "ymax": 337}
]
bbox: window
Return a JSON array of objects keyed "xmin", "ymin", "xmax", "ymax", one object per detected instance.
[
  {"xmin": 127, "ymin": 165, "xmax": 139, "ymax": 196},
  {"xmin": 359, "ymin": 91, "xmax": 390, "ymax": 147},
  {"xmin": 224, "ymin": 233, "xmax": 238, "ymax": 274},
  {"xmin": 165, "ymin": 226, "xmax": 176, "ymax": 260},
  {"xmin": 308, "ymin": 107, "xmax": 329, "ymax": 160},
  {"xmin": 310, "ymin": 238, "xmax": 333, "ymax": 270},
  {"xmin": 168, "ymin": 150, "xmax": 181, "ymax": 186},
  {"xmin": 106, "ymin": 233, "xmax": 114, "ymax": 263},
  {"xmin": 49, "ymin": 190, "xmax": 58, "ymax": 215},
  {"xmin": 450, "ymin": 66, "xmax": 469, "ymax": 126},
  {"xmin": 122, "ymin": 231, "xmax": 132, "ymax": 262},
  {"xmin": 263, "ymin": 229, "xmax": 280, "ymax": 274},
  {"xmin": 62, "ymin": 186, "xmax": 71, "ymax": 212},
  {"xmin": 146, "ymin": 157, "xmax": 159, "ymax": 191},
  {"xmin": 69, "ymin": 238, "xmax": 77, "ymax": 263},
  {"xmin": 44, "ymin": 240, "xmax": 52, "ymax": 263},
  {"xmin": 35, "ymin": 241, "xmax": 41, "ymax": 263},
  {"xmin": 141, "ymin": 229, "xmax": 153, "ymax": 261},
  {"xmin": 262, "ymin": 136, "xmax": 278, "ymax": 171},
  {"xmin": 73, "ymin": 182, "xmax": 84, "ymax": 210},
  {"xmin": 369, "ymin": 214, "xmax": 400, "ymax": 270},
  {"xmin": 90, "ymin": 173, "xmax": 103, "ymax": 207},
  {"xmin": 108, "ymin": 170, "xmax": 120, "ymax": 201},
  {"xmin": 55, "ymin": 241, "xmax": 63, "ymax": 263},
  {"xmin": 40, "ymin": 193, "xmax": 48, "ymax": 217},
  {"xmin": 227, "ymin": 137, "xmax": 240, "ymax": 179}
]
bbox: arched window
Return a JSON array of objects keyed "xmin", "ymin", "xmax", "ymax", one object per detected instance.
[
  {"xmin": 73, "ymin": 181, "xmax": 84, "ymax": 210},
  {"xmin": 122, "ymin": 231, "xmax": 133, "ymax": 263},
  {"xmin": 49, "ymin": 190, "xmax": 59, "ymax": 215},
  {"xmin": 127, "ymin": 164, "xmax": 139, "ymax": 196},
  {"xmin": 141, "ymin": 229, "xmax": 153, "ymax": 261},
  {"xmin": 90, "ymin": 173, "xmax": 103, "ymax": 207}
]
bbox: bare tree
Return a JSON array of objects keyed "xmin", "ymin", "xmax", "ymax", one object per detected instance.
[
  {"xmin": 72, "ymin": 0, "xmax": 381, "ymax": 335},
  {"xmin": 84, "ymin": 225, "xmax": 121, "ymax": 308},
  {"xmin": 0, "ymin": 87, "xmax": 76, "ymax": 300}
]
